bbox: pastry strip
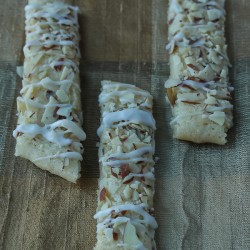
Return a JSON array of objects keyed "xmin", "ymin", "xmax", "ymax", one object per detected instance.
[
  {"xmin": 13, "ymin": 0, "xmax": 85, "ymax": 183},
  {"xmin": 165, "ymin": 0, "xmax": 233, "ymax": 145},
  {"xmin": 94, "ymin": 80, "xmax": 157, "ymax": 250}
]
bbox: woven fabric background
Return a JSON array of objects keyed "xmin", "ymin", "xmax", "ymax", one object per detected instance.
[{"xmin": 0, "ymin": 0, "xmax": 250, "ymax": 249}]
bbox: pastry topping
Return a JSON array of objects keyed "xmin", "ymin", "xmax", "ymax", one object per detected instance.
[
  {"xmin": 13, "ymin": 119, "xmax": 86, "ymax": 146},
  {"xmin": 97, "ymin": 108, "xmax": 156, "ymax": 136},
  {"xmin": 100, "ymin": 188, "xmax": 107, "ymax": 202},
  {"xmin": 95, "ymin": 81, "xmax": 157, "ymax": 248},
  {"xmin": 165, "ymin": 0, "xmax": 233, "ymax": 134},
  {"xmin": 120, "ymin": 164, "xmax": 131, "ymax": 179},
  {"xmin": 113, "ymin": 232, "xmax": 118, "ymax": 241}
]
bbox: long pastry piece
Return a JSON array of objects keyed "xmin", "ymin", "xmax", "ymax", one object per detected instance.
[
  {"xmin": 13, "ymin": 0, "xmax": 86, "ymax": 183},
  {"xmin": 165, "ymin": 0, "xmax": 233, "ymax": 145},
  {"xmin": 94, "ymin": 81, "xmax": 158, "ymax": 250}
]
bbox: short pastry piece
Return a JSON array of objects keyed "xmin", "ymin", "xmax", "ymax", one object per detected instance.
[
  {"xmin": 94, "ymin": 80, "xmax": 158, "ymax": 250},
  {"xmin": 13, "ymin": 1, "xmax": 86, "ymax": 183},
  {"xmin": 165, "ymin": 0, "xmax": 233, "ymax": 145}
]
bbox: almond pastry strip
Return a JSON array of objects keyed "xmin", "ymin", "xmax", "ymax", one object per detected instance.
[
  {"xmin": 94, "ymin": 80, "xmax": 158, "ymax": 250},
  {"xmin": 13, "ymin": 0, "xmax": 86, "ymax": 183},
  {"xmin": 165, "ymin": 0, "xmax": 233, "ymax": 144}
]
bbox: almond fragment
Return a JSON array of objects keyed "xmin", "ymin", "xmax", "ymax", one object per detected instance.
[
  {"xmin": 53, "ymin": 107, "xmax": 60, "ymax": 118},
  {"xmin": 108, "ymin": 132, "xmax": 113, "ymax": 139},
  {"xmin": 54, "ymin": 65, "xmax": 63, "ymax": 71},
  {"xmin": 123, "ymin": 177, "xmax": 134, "ymax": 185},
  {"xmin": 209, "ymin": 111, "xmax": 226, "ymax": 126},
  {"xmin": 120, "ymin": 136, "xmax": 128, "ymax": 142},
  {"xmin": 120, "ymin": 164, "xmax": 131, "ymax": 179},
  {"xmin": 29, "ymin": 112, "xmax": 35, "ymax": 118},
  {"xmin": 168, "ymin": 18, "xmax": 174, "ymax": 25},
  {"xmin": 111, "ymin": 168, "xmax": 118, "ymax": 178},
  {"xmin": 110, "ymin": 210, "xmax": 119, "ymax": 219},
  {"xmin": 123, "ymin": 222, "xmax": 143, "ymax": 248},
  {"xmin": 193, "ymin": 17, "xmax": 202, "ymax": 22},
  {"xmin": 166, "ymin": 88, "xmax": 176, "ymax": 106},
  {"xmin": 100, "ymin": 187, "xmax": 107, "ymax": 202},
  {"xmin": 181, "ymin": 101, "xmax": 201, "ymax": 105},
  {"xmin": 42, "ymin": 45, "xmax": 57, "ymax": 51},
  {"xmin": 212, "ymin": 19, "xmax": 220, "ymax": 23},
  {"xmin": 17, "ymin": 132, "xmax": 24, "ymax": 137},
  {"xmin": 113, "ymin": 232, "xmax": 118, "ymax": 241},
  {"xmin": 65, "ymin": 36, "xmax": 73, "ymax": 41},
  {"xmin": 187, "ymin": 76, "xmax": 205, "ymax": 83},
  {"xmin": 214, "ymin": 75, "xmax": 221, "ymax": 81},
  {"xmin": 54, "ymin": 58, "xmax": 65, "ymax": 72},
  {"xmin": 187, "ymin": 63, "xmax": 199, "ymax": 71},
  {"xmin": 120, "ymin": 210, "xmax": 127, "ymax": 216},
  {"xmin": 178, "ymin": 83, "xmax": 195, "ymax": 91},
  {"xmin": 188, "ymin": 38, "xmax": 200, "ymax": 45},
  {"xmin": 139, "ymin": 170, "xmax": 145, "ymax": 182}
]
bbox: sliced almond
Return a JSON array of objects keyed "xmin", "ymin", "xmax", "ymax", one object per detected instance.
[
  {"xmin": 56, "ymin": 106, "xmax": 71, "ymax": 118},
  {"xmin": 166, "ymin": 88, "xmax": 176, "ymax": 106},
  {"xmin": 123, "ymin": 222, "xmax": 143, "ymax": 248},
  {"xmin": 99, "ymin": 187, "xmax": 107, "ymax": 202},
  {"xmin": 56, "ymin": 89, "xmax": 69, "ymax": 102},
  {"xmin": 204, "ymin": 94, "xmax": 217, "ymax": 105},
  {"xmin": 209, "ymin": 111, "xmax": 226, "ymax": 126}
]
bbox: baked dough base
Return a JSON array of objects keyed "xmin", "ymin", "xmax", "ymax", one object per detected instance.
[{"xmin": 16, "ymin": 135, "xmax": 81, "ymax": 183}]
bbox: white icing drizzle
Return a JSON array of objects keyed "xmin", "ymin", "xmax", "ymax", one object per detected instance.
[
  {"xmin": 166, "ymin": 0, "xmax": 233, "ymax": 129},
  {"xmin": 13, "ymin": 119, "xmax": 86, "ymax": 146},
  {"xmin": 101, "ymin": 81, "xmax": 140, "ymax": 90},
  {"xmin": 13, "ymin": 2, "xmax": 85, "ymax": 168},
  {"xmin": 96, "ymin": 82, "xmax": 157, "ymax": 246},
  {"xmin": 167, "ymin": 0, "xmax": 225, "ymax": 53},
  {"xmin": 24, "ymin": 3, "xmax": 80, "ymax": 64},
  {"xmin": 94, "ymin": 204, "xmax": 158, "ymax": 230},
  {"xmin": 34, "ymin": 152, "xmax": 83, "ymax": 162},
  {"xmin": 97, "ymin": 218, "xmax": 131, "ymax": 235},
  {"xmin": 189, "ymin": 38, "xmax": 206, "ymax": 47},
  {"xmin": 97, "ymin": 108, "xmax": 156, "ymax": 136},
  {"xmin": 101, "ymin": 146, "xmax": 155, "ymax": 162},
  {"xmin": 165, "ymin": 79, "xmax": 233, "ymax": 94}
]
